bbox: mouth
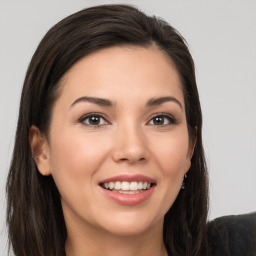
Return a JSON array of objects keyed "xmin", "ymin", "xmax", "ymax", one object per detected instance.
[
  {"xmin": 98, "ymin": 175, "xmax": 156, "ymax": 205},
  {"xmin": 100, "ymin": 181, "xmax": 156, "ymax": 194}
]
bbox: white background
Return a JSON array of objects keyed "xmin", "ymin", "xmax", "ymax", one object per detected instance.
[{"xmin": 0, "ymin": 1, "xmax": 256, "ymax": 254}]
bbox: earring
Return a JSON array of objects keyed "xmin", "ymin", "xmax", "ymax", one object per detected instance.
[{"xmin": 181, "ymin": 174, "xmax": 187, "ymax": 190}]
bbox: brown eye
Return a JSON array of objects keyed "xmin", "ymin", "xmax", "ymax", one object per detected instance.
[
  {"xmin": 148, "ymin": 114, "xmax": 176, "ymax": 126},
  {"xmin": 88, "ymin": 116, "xmax": 101, "ymax": 125},
  {"xmin": 153, "ymin": 116, "xmax": 165, "ymax": 125},
  {"xmin": 80, "ymin": 114, "xmax": 108, "ymax": 126}
]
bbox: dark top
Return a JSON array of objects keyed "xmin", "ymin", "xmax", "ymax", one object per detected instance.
[{"xmin": 207, "ymin": 212, "xmax": 256, "ymax": 256}]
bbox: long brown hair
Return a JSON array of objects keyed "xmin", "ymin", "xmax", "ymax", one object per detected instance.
[{"xmin": 6, "ymin": 4, "xmax": 209, "ymax": 256}]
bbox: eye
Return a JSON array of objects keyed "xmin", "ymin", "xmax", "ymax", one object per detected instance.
[
  {"xmin": 148, "ymin": 114, "xmax": 176, "ymax": 126},
  {"xmin": 79, "ymin": 114, "xmax": 108, "ymax": 127}
]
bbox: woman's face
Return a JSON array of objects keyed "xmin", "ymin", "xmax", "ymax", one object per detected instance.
[{"xmin": 42, "ymin": 46, "xmax": 194, "ymax": 236}]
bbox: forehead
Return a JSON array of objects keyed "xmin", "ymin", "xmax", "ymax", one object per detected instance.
[{"xmin": 57, "ymin": 45, "xmax": 184, "ymax": 106}]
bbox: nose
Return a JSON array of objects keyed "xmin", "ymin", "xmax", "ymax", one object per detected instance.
[{"xmin": 112, "ymin": 123, "xmax": 149, "ymax": 164}]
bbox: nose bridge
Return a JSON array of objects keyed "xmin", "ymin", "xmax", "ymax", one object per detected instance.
[{"xmin": 112, "ymin": 118, "xmax": 148, "ymax": 163}]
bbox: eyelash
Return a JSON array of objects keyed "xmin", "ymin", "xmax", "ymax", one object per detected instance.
[
  {"xmin": 79, "ymin": 113, "xmax": 109, "ymax": 127},
  {"xmin": 147, "ymin": 113, "xmax": 177, "ymax": 126},
  {"xmin": 78, "ymin": 112, "xmax": 177, "ymax": 128}
]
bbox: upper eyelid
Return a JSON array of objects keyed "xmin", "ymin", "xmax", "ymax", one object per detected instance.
[
  {"xmin": 147, "ymin": 113, "xmax": 177, "ymax": 125},
  {"xmin": 79, "ymin": 112, "xmax": 108, "ymax": 120},
  {"xmin": 149, "ymin": 112, "xmax": 175, "ymax": 120},
  {"xmin": 78, "ymin": 113, "xmax": 110, "ymax": 125},
  {"xmin": 77, "ymin": 112, "xmax": 176, "ymax": 124}
]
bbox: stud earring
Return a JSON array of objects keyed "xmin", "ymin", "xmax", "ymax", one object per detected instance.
[
  {"xmin": 41, "ymin": 170, "xmax": 49, "ymax": 176},
  {"xmin": 181, "ymin": 174, "xmax": 187, "ymax": 190}
]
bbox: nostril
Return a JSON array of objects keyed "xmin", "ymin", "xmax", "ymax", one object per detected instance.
[
  {"xmin": 111, "ymin": 133, "xmax": 149, "ymax": 163},
  {"xmin": 116, "ymin": 156, "xmax": 146, "ymax": 163}
]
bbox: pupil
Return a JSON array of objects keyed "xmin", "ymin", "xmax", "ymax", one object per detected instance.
[
  {"xmin": 90, "ymin": 116, "xmax": 100, "ymax": 125},
  {"xmin": 154, "ymin": 117, "xmax": 164, "ymax": 125}
]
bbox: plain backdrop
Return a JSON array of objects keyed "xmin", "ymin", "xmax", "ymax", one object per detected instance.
[{"xmin": 0, "ymin": 0, "xmax": 256, "ymax": 254}]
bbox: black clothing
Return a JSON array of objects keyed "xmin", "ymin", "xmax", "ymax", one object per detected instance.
[{"xmin": 207, "ymin": 212, "xmax": 256, "ymax": 256}]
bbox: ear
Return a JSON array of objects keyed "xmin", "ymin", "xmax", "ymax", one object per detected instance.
[
  {"xmin": 29, "ymin": 125, "xmax": 51, "ymax": 176},
  {"xmin": 185, "ymin": 127, "xmax": 197, "ymax": 174}
]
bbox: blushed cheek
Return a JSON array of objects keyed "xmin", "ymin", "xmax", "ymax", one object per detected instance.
[
  {"xmin": 48, "ymin": 133, "xmax": 98, "ymax": 207},
  {"xmin": 154, "ymin": 137, "xmax": 189, "ymax": 174},
  {"xmin": 49, "ymin": 130, "xmax": 110, "ymax": 179}
]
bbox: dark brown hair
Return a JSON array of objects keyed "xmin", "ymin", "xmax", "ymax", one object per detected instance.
[{"xmin": 6, "ymin": 4, "xmax": 209, "ymax": 256}]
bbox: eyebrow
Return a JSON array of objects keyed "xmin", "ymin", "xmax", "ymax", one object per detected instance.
[
  {"xmin": 70, "ymin": 96, "xmax": 113, "ymax": 108},
  {"xmin": 146, "ymin": 96, "xmax": 183, "ymax": 109},
  {"xmin": 70, "ymin": 96, "xmax": 183, "ymax": 109}
]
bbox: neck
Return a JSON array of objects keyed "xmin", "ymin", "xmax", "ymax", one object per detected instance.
[{"xmin": 65, "ymin": 216, "xmax": 167, "ymax": 256}]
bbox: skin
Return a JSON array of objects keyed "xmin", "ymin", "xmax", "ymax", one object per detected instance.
[{"xmin": 30, "ymin": 46, "xmax": 195, "ymax": 256}]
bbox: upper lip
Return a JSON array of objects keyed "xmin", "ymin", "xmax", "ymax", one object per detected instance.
[{"xmin": 99, "ymin": 174, "xmax": 156, "ymax": 184}]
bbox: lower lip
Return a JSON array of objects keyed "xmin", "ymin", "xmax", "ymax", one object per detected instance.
[{"xmin": 100, "ymin": 186, "xmax": 155, "ymax": 206}]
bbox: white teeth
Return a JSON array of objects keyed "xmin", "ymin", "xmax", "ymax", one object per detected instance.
[
  {"xmin": 129, "ymin": 181, "xmax": 138, "ymax": 190},
  {"xmin": 114, "ymin": 181, "xmax": 121, "ymax": 190},
  {"xmin": 109, "ymin": 182, "xmax": 114, "ymax": 190},
  {"xmin": 102, "ymin": 181, "xmax": 153, "ymax": 191},
  {"xmin": 121, "ymin": 181, "xmax": 130, "ymax": 190}
]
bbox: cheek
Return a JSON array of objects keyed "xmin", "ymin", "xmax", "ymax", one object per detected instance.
[
  {"xmin": 48, "ymin": 128, "xmax": 113, "ymax": 221},
  {"xmin": 48, "ymin": 127, "xmax": 111, "ymax": 200},
  {"xmin": 49, "ymin": 128, "xmax": 108, "ymax": 173},
  {"xmin": 149, "ymin": 130, "xmax": 190, "ymax": 211},
  {"xmin": 151, "ymin": 131, "xmax": 190, "ymax": 175}
]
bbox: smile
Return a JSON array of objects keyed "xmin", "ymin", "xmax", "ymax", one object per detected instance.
[
  {"xmin": 99, "ymin": 175, "xmax": 156, "ymax": 205},
  {"xmin": 100, "ymin": 181, "xmax": 154, "ymax": 194}
]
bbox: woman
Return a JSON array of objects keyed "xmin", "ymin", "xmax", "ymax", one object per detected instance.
[{"xmin": 6, "ymin": 4, "xmax": 255, "ymax": 256}]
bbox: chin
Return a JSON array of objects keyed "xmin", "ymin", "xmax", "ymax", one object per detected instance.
[
  {"xmin": 97, "ymin": 211, "xmax": 162, "ymax": 237},
  {"xmin": 103, "ymin": 223, "xmax": 152, "ymax": 237}
]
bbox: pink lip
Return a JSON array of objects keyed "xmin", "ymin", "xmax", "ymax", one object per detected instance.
[
  {"xmin": 98, "ymin": 174, "xmax": 156, "ymax": 206},
  {"xmin": 99, "ymin": 174, "xmax": 156, "ymax": 184},
  {"xmin": 100, "ymin": 185, "xmax": 155, "ymax": 206}
]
